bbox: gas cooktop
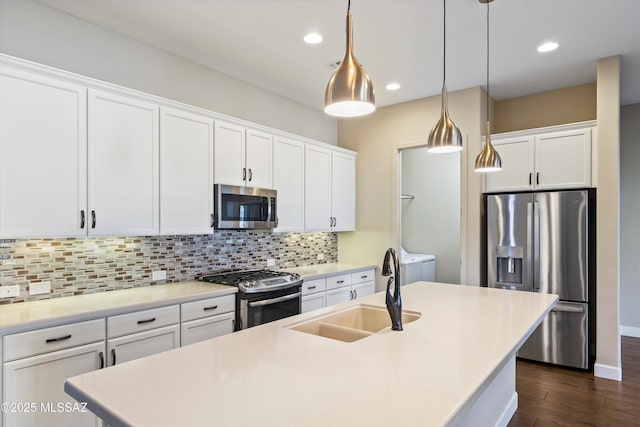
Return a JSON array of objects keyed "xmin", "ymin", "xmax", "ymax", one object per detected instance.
[{"xmin": 199, "ymin": 269, "xmax": 302, "ymax": 294}]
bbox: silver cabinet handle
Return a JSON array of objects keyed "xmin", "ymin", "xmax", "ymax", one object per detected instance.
[{"xmin": 248, "ymin": 292, "xmax": 301, "ymax": 308}]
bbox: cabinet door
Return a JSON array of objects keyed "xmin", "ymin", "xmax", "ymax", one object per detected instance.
[
  {"xmin": 326, "ymin": 287, "xmax": 352, "ymax": 306},
  {"xmin": 352, "ymin": 281, "xmax": 375, "ymax": 300},
  {"xmin": 181, "ymin": 312, "xmax": 234, "ymax": 347},
  {"xmin": 107, "ymin": 324, "xmax": 179, "ymax": 366},
  {"xmin": 214, "ymin": 121, "xmax": 246, "ymax": 187},
  {"xmin": 484, "ymin": 136, "xmax": 534, "ymax": 193},
  {"xmin": 0, "ymin": 67, "xmax": 87, "ymax": 238},
  {"xmin": 304, "ymin": 145, "xmax": 332, "ymax": 232},
  {"xmin": 534, "ymin": 128, "xmax": 591, "ymax": 190},
  {"xmin": 301, "ymin": 292, "xmax": 326, "ymax": 313},
  {"xmin": 245, "ymin": 128, "xmax": 273, "ymax": 189},
  {"xmin": 3, "ymin": 341, "xmax": 104, "ymax": 427},
  {"xmin": 160, "ymin": 107, "xmax": 214, "ymax": 234},
  {"xmin": 331, "ymin": 151, "xmax": 356, "ymax": 231},
  {"xmin": 88, "ymin": 89, "xmax": 159, "ymax": 236},
  {"xmin": 273, "ymin": 137, "xmax": 305, "ymax": 232}
]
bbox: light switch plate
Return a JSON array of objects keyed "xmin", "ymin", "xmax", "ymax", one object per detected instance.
[
  {"xmin": 152, "ymin": 270, "xmax": 167, "ymax": 281},
  {"xmin": 0, "ymin": 285, "xmax": 20, "ymax": 298},
  {"xmin": 30, "ymin": 281, "xmax": 51, "ymax": 295}
]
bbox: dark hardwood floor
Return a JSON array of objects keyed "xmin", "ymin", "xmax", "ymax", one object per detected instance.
[{"xmin": 509, "ymin": 336, "xmax": 640, "ymax": 426}]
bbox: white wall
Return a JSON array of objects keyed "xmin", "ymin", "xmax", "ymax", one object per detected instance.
[
  {"xmin": 401, "ymin": 147, "xmax": 460, "ymax": 284},
  {"xmin": 620, "ymin": 103, "xmax": 640, "ymax": 337},
  {"xmin": 0, "ymin": 0, "xmax": 336, "ymax": 144}
]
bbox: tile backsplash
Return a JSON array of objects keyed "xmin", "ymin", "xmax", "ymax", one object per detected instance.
[{"xmin": 0, "ymin": 232, "xmax": 337, "ymax": 304}]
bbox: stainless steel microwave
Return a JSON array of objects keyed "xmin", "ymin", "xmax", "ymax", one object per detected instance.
[{"xmin": 213, "ymin": 184, "xmax": 277, "ymax": 230}]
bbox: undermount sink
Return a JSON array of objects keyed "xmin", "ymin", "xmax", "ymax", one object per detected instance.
[{"xmin": 287, "ymin": 304, "xmax": 421, "ymax": 343}]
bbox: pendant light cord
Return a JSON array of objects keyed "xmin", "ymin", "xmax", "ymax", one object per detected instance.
[
  {"xmin": 348, "ymin": 0, "xmax": 351, "ymax": 12},
  {"xmin": 443, "ymin": 0, "xmax": 447, "ymax": 85},
  {"xmin": 486, "ymin": 1, "xmax": 490, "ymax": 123}
]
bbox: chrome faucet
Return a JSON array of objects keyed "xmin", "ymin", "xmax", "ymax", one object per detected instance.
[{"xmin": 382, "ymin": 247, "xmax": 402, "ymax": 331}]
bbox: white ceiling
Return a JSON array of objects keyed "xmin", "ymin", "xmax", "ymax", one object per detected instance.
[{"xmin": 37, "ymin": 0, "xmax": 640, "ymax": 111}]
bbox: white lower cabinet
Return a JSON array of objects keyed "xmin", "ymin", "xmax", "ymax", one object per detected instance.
[
  {"xmin": 106, "ymin": 325, "xmax": 180, "ymax": 366},
  {"xmin": 181, "ymin": 313, "xmax": 234, "ymax": 347},
  {"xmin": 303, "ymin": 270, "xmax": 376, "ymax": 312},
  {"xmin": 301, "ymin": 279, "xmax": 327, "ymax": 313},
  {"xmin": 2, "ymin": 319, "xmax": 106, "ymax": 427},
  {"xmin": 106, "ymin": 305, "xmax": 180, "ymax": 366}
]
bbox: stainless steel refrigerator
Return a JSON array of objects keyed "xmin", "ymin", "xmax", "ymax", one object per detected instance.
[{"xmin": 484, "ymin": 190, "xmax": 595, "ymax": 370}]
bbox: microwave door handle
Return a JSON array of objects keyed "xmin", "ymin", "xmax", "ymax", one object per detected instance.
[{"xmin": 248, "ymin": 292, "xmax": 301, "ymax": 308}]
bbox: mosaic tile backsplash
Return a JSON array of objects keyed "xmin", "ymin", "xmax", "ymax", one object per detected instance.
[{"xmin": 0, "ymin": 232, "xmax": 337, "ymax": 304}]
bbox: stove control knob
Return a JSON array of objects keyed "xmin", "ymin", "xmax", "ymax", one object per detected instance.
[{"xmin": 250, "ymin": 280, "xmax": 257, "ymax": 288}]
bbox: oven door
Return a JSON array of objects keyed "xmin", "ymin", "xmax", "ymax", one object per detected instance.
[{"xmin": 239, "ymin": 286, "xmax": 301, "ymax": 330}]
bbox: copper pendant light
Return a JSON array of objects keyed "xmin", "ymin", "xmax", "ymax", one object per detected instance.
[
  {"xmin": 475, "ymin": 0, "xmax": 502, "ymax": 172},
  {"xmin": 324, "ymin": 0, "xmax": 375, "ymax": 117},
  {"xmin": 427, "ymin": 0, "xmax": 463, "ymax": 153}
]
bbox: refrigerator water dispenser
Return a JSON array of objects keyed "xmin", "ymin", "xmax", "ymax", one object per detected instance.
[{"xmin": 496, "ymin": 246, "xmax": 523, "ymax": 285}]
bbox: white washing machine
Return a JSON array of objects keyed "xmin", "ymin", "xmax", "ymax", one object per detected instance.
[{"xmin": 400, "ymin": 248, "xmax": 436, "ymax": 285}]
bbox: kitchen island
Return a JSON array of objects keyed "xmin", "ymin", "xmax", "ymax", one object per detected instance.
[{"xmin": 65, "ymin": 282, "xmax": 557, "ymax": 427}]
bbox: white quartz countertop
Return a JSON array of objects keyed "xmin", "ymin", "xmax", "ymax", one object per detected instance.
[
  {"xmin": 281, "ymin": 262, "xmax": 377, "ymax": 279},
  {"xmin": 0, "ymin": 282, "xmax": 236, "ymax": 334},
  {"xmin": 65, "ymin": 282, "xmax": 557, "ymax": 427}
]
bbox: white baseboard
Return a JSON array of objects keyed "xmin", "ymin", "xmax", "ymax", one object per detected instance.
[
  {"xmin": 594, "ymin": 363, "xmax": 622, "ymax": 381},
  {"xmin": 620, "ymin": 325, "xmax": 640, "ymax": 338},
  {"xmin": 496, "ymin": 392, "xmax": 518, "ymax": 427}
]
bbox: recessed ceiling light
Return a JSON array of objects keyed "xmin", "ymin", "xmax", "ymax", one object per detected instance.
[
  {"xmin": 304, "ymin": 33, "xmax": 323, "ymax": 44},
  {"xmin": 385, "ymin": 83, "xmax": 401, "ymax": 91},
  {"xmin": 537, "ymin": 42, "xmax": 559, "ymax": 53}
]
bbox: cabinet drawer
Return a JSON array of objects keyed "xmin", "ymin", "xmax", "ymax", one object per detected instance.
[
  {"xmin": 326, "ymin": 274, "xmax": 352, "ymax": 290},
  {"xmin": 3, "ymin": 318, "xmax": 105, "ymax": 362},
  {"xmin": 181, "ymin": 294, "xmax": 235, "ymax": 322},
  {"xmin": 181, "ymin": 312, "xmax": 234, "ymax": 347},
  {"xmin": 351, "ymin": 269, "xmax": 375, "ymax": 284},
  {"xmin": 107, "ymin": 305, "xmax": 179, "ymax": 339},
  {"xmin": 301, "ymin": 278, "xmax": 326, "ymax": 295}
]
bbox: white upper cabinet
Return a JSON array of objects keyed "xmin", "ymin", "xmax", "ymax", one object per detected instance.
[
  {"xmin": 485, "ymin": 124, "xmax": 593, "ymax": 193},
  {"xmin": 214, "ymin": 121, "xmax": 273, "ymax": 189},
  {"xmin": 484, "ymin": 136, "xmax": 535, "ymax": 193},
  {"xmin": 331, "ymin": 151, "xmax": 356, "ymax": 231},
  {"xmin": 305, "ymin": 145, "xmax": 333, "ymax": 232},
  {"xmin": 160, "ymin": 107, "xmax": 215, "ymax": 234},
  {"xmin": 273, "ymin": 136, "xmax": 305, "ymax": 232},
  {"xmin": 214, "ymin": 121, "xmax": 246, "ymax": 187},
  {"xmin": 304, "ymin": 145, "xmax": 356, "ymax": 232},
  {"xmin": 534, "ymin": 128, "xmax": 592, "ymax": 190},
  {"xmin": 88, "ymin": 89, "xmax": 160, "ymax": 236},
  {"xmin": 245, "ymin": 128, "xmax": 273, "ymax": 189},
  {"xmin": 0, "ymin": 67, "xmax": 87, "ymax": 238}
]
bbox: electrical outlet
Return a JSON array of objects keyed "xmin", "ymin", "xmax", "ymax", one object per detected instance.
[
  {"xmin": 0, "ymin": 285, "xmax": 20, "ymax": 298},
  {"xmin": 152, "ymin": 270, "xmax": 167, "ymax": 281},
  {"xmin": 317, "ymin": 253, "xmax": 325, "ymax": 261},
  {"xmin": 266, "ymin": 259, "xmax": 276, "ymax": 267},
  {"xmin": 30, "ymin": 281, "xmax": 51, "ymax": 296}
]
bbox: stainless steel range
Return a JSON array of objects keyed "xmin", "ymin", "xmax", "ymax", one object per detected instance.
[{"xmin": 200, "ymin": 269, "xmax": 302, "ymax": 330}]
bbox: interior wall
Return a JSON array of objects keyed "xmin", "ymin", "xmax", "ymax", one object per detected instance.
[
  {"xmin": 494, "ymin": 83, "xmax": 597, "ymax": 133},
  {"xmin": 620, "ymin": 103, "xmax": 640, "ymax": 334},
  {"xmin": 595, "ymin": 56, "xmax": 621, "ymax": 379},
  {"xmin": 401, "ymin": 148, "xmax": 460, "ymax": 284},
  {"xmin": 337, "ymin": 87, "xmax": 485, "ymax": 290},
  {"xmin": 0, "ymin": 0, "xmax": 337, "ymax": 144}
]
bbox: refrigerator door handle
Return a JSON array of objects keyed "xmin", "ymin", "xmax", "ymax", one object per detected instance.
[
  {"xmin": 552, "ymin": 302, "xmax": 586, "ymax": 313},
  {"xmin": 533, "ymin": 201, "xmax": 540, "ymax": 292},
  {"xmin": 526, "ymin": 202, "xmax": 534, "ymax": 291}
]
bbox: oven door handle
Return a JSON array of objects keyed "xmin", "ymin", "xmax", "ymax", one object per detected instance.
[{"xmin": 248, "ymin": 292, "xmax": 301, "ymax": 308}]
